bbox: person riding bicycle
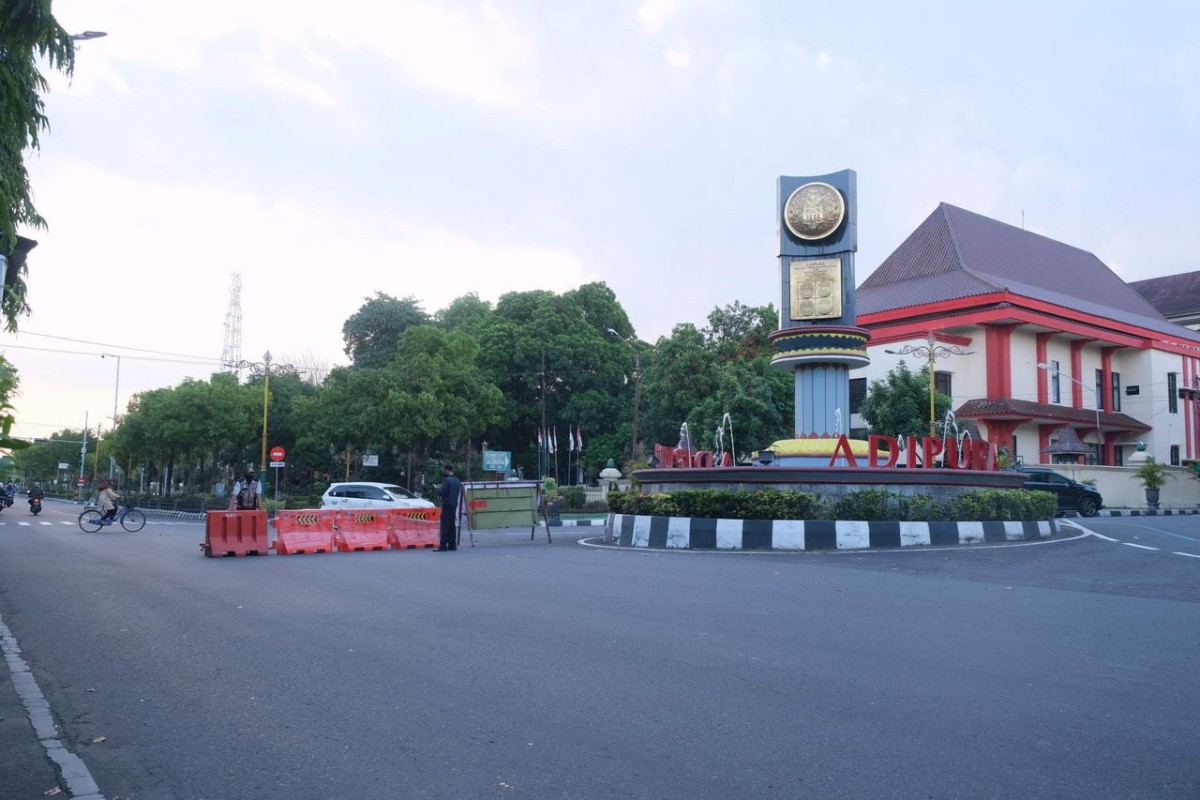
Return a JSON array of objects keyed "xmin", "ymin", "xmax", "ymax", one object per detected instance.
[{"xmin": 96, "ymin": 479, "xmax": 122, "ymax": 525}]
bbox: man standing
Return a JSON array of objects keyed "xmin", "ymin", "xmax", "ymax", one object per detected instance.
[
  {"xmin": 435, "ymin": 464, "xmax": 461, "ymax": 551},
  {"xmin": 230, "ymin": 470, "xmax": 263, "ymax": 511}
]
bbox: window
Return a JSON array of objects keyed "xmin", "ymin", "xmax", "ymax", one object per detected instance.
[
  {"xmin": 934, "ymin": 371, "xmax": 952, "ymax": 398},
  {"xmin": 1095, "ymin": 369, "xmax": 1103, "ymax": 410},
  {"xmin": 1171, "ymin": 445, "xmax": 1181, "ymax": 466},
  {"xmin": 1169, "ymin": 372, "xmax": 1178, "ymax": 414},
  {"xmin": 1111, "ymin": 372, "xmax": 1121, "ymax": 412},
  {"xmin": 1050, "ymin": 360, "xmax": 1061, "ymax": 403},
  {"xmin": 849, "ymin": 378, "xmax": 866, "ymax": 415}
]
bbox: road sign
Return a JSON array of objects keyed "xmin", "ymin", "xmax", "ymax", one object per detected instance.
[
  {"xmin": 76, "ymin": 477, "xmax": 86, "ymax": 486},
  {"xmin": 269, "ymin": 462, "xmax": 285, "ymax": 469},
  {"xmin": 270, "ymin": 446, "xmax": 286, "ymax": 462}
]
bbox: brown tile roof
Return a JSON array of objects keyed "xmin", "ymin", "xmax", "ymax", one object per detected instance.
[
  {"xmin": 954, "ymin": 397, "xmax": 1150, "ymax": 431},
  {"xmin": 857, "ymin": 203, "xmax": 1200, "ymax": 345},
  {"xmin": 1128, "ymin": 269, "xmax": 1200, "ymax": 319}
]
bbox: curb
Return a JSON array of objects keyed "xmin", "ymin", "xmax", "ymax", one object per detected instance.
[
  {"xmin": 1097, "ymin": 508, "xmax": 1199, "ymax": 517},
  {"xmin": 606, "ymin": 513, "xmax": 1057, "ymax": 551}
]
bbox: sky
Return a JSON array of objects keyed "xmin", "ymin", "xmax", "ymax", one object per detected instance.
[{"xmin": 3, "ymin": 0, "xmax": 1198, "ymax": 442}]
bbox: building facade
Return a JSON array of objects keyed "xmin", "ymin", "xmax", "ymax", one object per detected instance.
[{"xmin": 851, "ymin": 203, "xmax": 1200, "ymax": 470}]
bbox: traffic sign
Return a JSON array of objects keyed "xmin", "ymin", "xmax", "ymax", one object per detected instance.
[
  {"xmin": 269, "ymin": 462, "xmax": 285, "ymax": 469},
  {"xmin": 76, "ymin": 477, "xmax": 86, "ymax": 486},
  {"xmin": 270, "ymin": 446, "xmax": 286, "ymax": 462}
]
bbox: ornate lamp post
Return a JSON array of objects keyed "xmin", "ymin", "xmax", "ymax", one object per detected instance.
[
  {"xmin": 233, "ymin": 351, "xmax": 298, "ymax": 472},
  {"xmin": 607, "ymin": 329, "xmax": 642, "ymax": 462},
  {"xmin": 884, "ymin": 332, "xmax": 974, "ymax": 436}
]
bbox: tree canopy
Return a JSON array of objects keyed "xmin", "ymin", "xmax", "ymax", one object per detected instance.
[{"xmin": 0, "ymin": 0, "xmax": 75, "ymax": 329}]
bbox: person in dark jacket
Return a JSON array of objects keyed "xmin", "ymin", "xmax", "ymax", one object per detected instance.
[{"xmin": 435, "ymin": 464, "xmax": 461, "ymax": 551}]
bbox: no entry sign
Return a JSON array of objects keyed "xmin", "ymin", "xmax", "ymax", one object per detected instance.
[{"xmin": 270, "ymin": 446, "xmax": 286, "ymax": 462}]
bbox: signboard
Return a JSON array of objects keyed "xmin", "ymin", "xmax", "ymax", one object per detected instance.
[
  {"xmin": 58, "ymin": 462, "xmax": 69, "ymax": 470},
  {"xmin": 270, "ymin": 446, "xmax": 286, "ymax": 462},
  {"xmin": 362, "ymin": 454, "xmax": 379, "ymax": 467},
  {"xmin": 76, "ymin": 477, "xmax": 86, "ymax": 486},
  {"xmin": 269, "ymin": 462, "xmax": 285, "ymax": 469},
  {"xmin": 482, "ymin": 450, "xmax": 512, "ymax": 473}
]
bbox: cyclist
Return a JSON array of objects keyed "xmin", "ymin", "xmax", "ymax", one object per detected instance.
[{"xmin": 96, "ymin": 479, "xmax": 122, "ymax": 525}]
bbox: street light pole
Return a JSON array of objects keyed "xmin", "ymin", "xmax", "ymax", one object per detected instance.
[
  {"xmin": 1037, "ymin": 362, "xmax": 1103, "ymax": 464},
  {"xmin": 233, "ymin": 351, "xmax": 298, "ymax": 474},
  {"xmin": 101, "ymin": 353, "xmax": 121, "ymax": 478},
  {"xmin": 884, "ymin": 332, "xmax": 974, "ymax": 436},
  {"xmin": 608, "ymin": 329, "xmax": 642, "ymax": 463}
]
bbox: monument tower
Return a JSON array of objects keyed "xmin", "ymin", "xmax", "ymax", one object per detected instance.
[{"xmin": 767, "ymin": 170, "xmax": 871, "ymax": 462}]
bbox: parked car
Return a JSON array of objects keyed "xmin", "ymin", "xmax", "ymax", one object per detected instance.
[
  {"xmin": 320, "ymin": 482, "xmax": 434, "ymax": 510},
  {"xmin": 1019, "ymin": 467, "xmax": 1103, "ymax": 517}
]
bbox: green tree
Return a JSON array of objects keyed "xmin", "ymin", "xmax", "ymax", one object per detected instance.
[
  {"xmin": 638, "ymin": 323, "xmax": 718, "ymax": 451},
  {"xmin": 703, "ymin": 301, "xmax": 777, "ymax": 363},
  {"xmin": 342, "ymin": 293, "xmax": 431, "ymax": 369},
  {"xmin": 1, "ymin": 2, "xmax": 74, "ymax": 329},
  {"xmin": 858, "ymin": 360, "xmax": 949, "ymax": 439}
]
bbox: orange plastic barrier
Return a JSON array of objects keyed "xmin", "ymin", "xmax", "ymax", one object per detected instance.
[
  {"xmin": 335, "ymin": 510, "xmax": 391, "ymax": 552},
  {"xmin": 202, "ymin": 510, "xmax": 270, "ymax": 557},
  {"xmin": 388, "ymin": 508, "xmax": 440, "ymax": 549},
  {"xmin": 273, "ymin": 509, "xmax": 336, "ymax": 555}
]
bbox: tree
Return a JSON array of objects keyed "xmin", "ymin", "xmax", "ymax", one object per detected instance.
[
  {"xmin": 638, "ymin": 324, "xmax": 718, "ymax": 450},
  {"xmin": 703, "ymin": 301, "xmax": 777, "ymax": 363},
  {"xmin": 0, "ymin": 356, "xmax": 27, "ymax": 452},
  {"xmin": 858, "ymin": 360, "xmax": 950, "ymax": 439},
  {"xmin": 1, "ymin": 2, "xmax": 75, "ymax": 329},
  {"xmin": 342, "ymin": 293, "xmax": 431, "ymax": 368}
]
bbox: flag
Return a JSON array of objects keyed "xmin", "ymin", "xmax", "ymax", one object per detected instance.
[
  {"xmin": 568, "ymin": 427, "xmax": 575, "ymax": 453},
  {"xmin": 576, "ymin": 428, "xmax": 583, "ymax": 451},
  {"xmin": 538, "ymin": 428, "xmax": 543, "ymax": 450},
  {"xmin": 550, "ymin": 429, "xmax": 557, "ymax": 454}
]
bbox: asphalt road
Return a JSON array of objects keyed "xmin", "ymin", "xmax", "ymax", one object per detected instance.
[{"xmin": 1, "ymin": 501, "xmax": 1198, "ymax": 799}]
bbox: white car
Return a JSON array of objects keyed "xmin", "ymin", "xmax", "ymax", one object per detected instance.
[{"xmin": 320, "ymin": 482, "xmax": 435, "ymax": 510}]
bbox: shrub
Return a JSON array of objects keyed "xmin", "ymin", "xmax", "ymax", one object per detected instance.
[
  {"xmin": 560, "ymin": 486, "xmax": 586, "ymax": 510},
  {"xmin": 607, "ymin": 487, "xmax": 1055, "ymax": 521}
]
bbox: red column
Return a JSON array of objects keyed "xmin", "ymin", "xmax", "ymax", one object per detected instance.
[
  {"xmin": 984, "ymin": 325, "xmax": 1015, "ymax": 400},
  {"xmin": 1036, "ymin": 332, "xmax": 1054, "ymax": 404}
]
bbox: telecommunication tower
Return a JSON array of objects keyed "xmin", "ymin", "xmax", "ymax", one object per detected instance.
[{"xmin": 222, "ymin": 273, "xmax": 243, "ymax": 371}]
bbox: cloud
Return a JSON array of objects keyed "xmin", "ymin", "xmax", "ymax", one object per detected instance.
[
  {"xmin": 637, "ymin": 0, "xmax": 682, "ymax": 35},
  {"xmin": 665, "ymin": 48, "xmax": 691, "ymax": 68},
  {"xmin": 51, "ymin": 0, "xmax": 538, "ymax": 108}
]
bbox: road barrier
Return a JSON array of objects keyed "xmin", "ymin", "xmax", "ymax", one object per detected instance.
[
  {"xmin": 202, "ymin": 510, "xmax": 270, "ymax": 557},
  {"xmin": 273, "ymin": 510, "xmax": 337, "ymax": 555},
  {"xmin": 388, "ymin": 508, "xmax": 440, "ymax": 549},
  {"xmin": 334, "ymin": 510, "xmax": 391, "ymax": 552}
]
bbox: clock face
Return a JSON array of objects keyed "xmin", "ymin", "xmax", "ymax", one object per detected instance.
[{"xmin": 783, "ymin": 182, "xmax": 845, "ymax": 241}]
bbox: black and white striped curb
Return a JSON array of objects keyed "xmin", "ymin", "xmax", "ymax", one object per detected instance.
[
  {"xmin": 606, "ymin": 513, "xmax": 1057, "ymax": 551},
  {"xmin": 1097, "ymin": 508, "xmax": 1199, "ymax": 517}
]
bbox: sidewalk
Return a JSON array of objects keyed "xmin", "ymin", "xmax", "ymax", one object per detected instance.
[{"xmin": 0, "ymin": 635, "xmax": 68, "ymax": 799}]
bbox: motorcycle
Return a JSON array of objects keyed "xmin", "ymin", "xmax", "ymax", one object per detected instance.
[
  {"xmin": 29, "ymin": 496, "xmax": 42, "ymax": 515},
  {"xmin": 2, "ymin": 494, "xmax": 12, "ymax": 509}
]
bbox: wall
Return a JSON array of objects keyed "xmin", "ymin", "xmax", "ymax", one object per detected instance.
[{"xmin": 1043, "ymin": 464, "xmax": 1199, "ymax": 510}]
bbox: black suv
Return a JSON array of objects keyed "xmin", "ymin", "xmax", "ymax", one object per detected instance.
[{"xmin": 1020, "ymin": 467, "xmax": 1103, "ymax": 517}]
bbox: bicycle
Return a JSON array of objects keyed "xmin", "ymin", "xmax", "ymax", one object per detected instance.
[{"xmin": 78, "ymin": 502, "xmax": 147, "ymax": 533}]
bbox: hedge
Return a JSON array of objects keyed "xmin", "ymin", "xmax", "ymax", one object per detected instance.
[{"xmin": 606, "ymin": 487, "xmax": 1057, "ymax": 522}]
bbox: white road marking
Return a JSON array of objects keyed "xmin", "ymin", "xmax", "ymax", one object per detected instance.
[
  {"xmin": 1172, "ymin": 551, "xmax": 1200, "ymax": 559},
  {"xmin": 1122, "ymin": 542, "xmax": 1159, "ymax": 551}
]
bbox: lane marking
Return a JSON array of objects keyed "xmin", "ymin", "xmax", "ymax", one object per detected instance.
[
  {"xmin": 1172, "ymin": 551, "xmax": 1200, "ymax": 559},
  {"xmin": 1120, "ymin": 523, "xmax": 1200, "ymax": 543},
  {"xmin": 1122, "ymin": 542, "xmax": 1159, "ymax": 551},
  {"xmin": 0, "ymin": 616, "xmax": 106, "ymax": 799}
]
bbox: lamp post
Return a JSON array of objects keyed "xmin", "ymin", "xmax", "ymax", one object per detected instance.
[
  {"xmin": 1037, "ymin": 362, "xmax": 1103, "ymax": 465},
  {"xmin": 100, "ymin": 353, "xmax": 120, "ymax": 478},
  {"xmin": 607, "ymin": 328, "xmax": 642, "ymax": 463},
  {"xmin": 884, "ymin": 332, "xmax": 974, "ymax": 436},
  {"xmin": 234, "ymin": 351, "xmax": 298, "ymax": 473}
]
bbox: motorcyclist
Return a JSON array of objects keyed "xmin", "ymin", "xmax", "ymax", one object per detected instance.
[
  {"xmin": 28, "ymin": 483, "xmax": 44, "ymax": 509},
  {"xmin": 3, "ymin": 482, "xmax": 14, "ymax": 507}
]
